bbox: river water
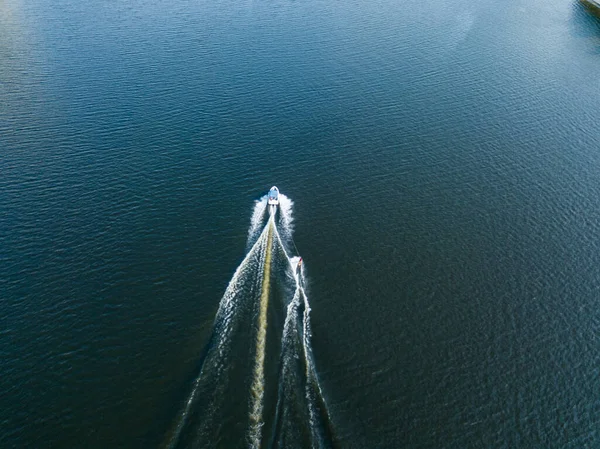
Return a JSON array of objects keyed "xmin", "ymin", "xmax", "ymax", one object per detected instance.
[{"xmin": 2, "ymin": 0, "xmax": 600, "ymax": 447}]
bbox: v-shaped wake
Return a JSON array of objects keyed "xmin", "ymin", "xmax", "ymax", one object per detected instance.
[{"xmin": 163, "ymin": 191, "xmax": 335, "ymax": 449}]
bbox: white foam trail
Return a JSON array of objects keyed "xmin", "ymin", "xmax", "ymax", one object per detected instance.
[
  {"xmin": 273, "ymin": 223, "xmax": 294, "ymax": 266},
  {"xmin": 165, "ymin": 191, "xmax": 333, "ymax": 449},
  {"xmin": 275, "ymin": 232, "xmax": 334, "ymax": 449},
  {"xmin": 271, "ymin": 280, "xmax": 304, "ymax": 448},
  {"xmin": 270, "ymin": 229, "xmax": 331, "ymax": 448},
  {"xmin": 217, "ymin": 223, "xmax": 270, "ymax": 353},
  {"xmin": 301, "ymin": 286, "xmax": 319, "ymax": 446},
  {"xmin": 164, "ymin": 224, "xmax": 270, "ymax": 449},
  {"xmin": 277, "ymin": 193, "xmax": 294, "ymax": 243},
  {"xmin": 300, "ymin": 280, "xmax": 333, "ymax": 449},
  {"xmin": 248, "ymin": 195, "xmax": 268, "ymax": 246}
]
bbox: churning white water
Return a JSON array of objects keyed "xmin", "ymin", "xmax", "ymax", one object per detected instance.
[{"xmin": 164, "ymin": 191, "xmax": 333, "ymax": 449}]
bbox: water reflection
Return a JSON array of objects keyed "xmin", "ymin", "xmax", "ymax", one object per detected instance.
[{"xmin": 0, "ymin": 0, "xmax": 53, "ymax": 141}]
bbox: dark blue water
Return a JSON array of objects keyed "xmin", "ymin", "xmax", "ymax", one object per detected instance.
[{"xmin": 3, "ymin": 0, "xmax": 600, "ymax": 447}]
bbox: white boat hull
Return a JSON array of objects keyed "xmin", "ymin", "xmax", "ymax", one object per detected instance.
[{"xmin": 268, "ymin": 186, "xmax": 279, "ymax": 206}]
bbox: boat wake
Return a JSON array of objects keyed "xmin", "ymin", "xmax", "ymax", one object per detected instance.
[{"xmin": 163, "ymin": 192, "xmax": 335, "ymax": 449}]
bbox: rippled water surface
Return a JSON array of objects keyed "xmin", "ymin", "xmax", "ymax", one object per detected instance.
[{"xmin": 3, "ymin": 0, "xmax": 600, "ymax": 447}]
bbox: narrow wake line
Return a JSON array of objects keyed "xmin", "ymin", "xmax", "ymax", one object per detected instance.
[
  {"xmin": 301, "ymin": 288, "xmax": 321, "ymax": 447},
  {"xmin": 272, "ymin": 222, "xmax": 297, "ymax": 275},
  {"xmin": 300, "ymin": 282, "xmax": 336, "ymax": 449},
  {"xmin": 249, "ymin": 215, "xmax": 274, "ymax": 448},
  {"xmin": 271, "ymin": 227, "xmax": 335, "ymax": 449},
  {"xmin": 270, "ymin": 277, "xmax": 303, "ymax": 449}
]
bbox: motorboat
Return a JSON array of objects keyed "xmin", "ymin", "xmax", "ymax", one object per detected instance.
[{"xmin": 268, "ymin": 186, "xmax": 279, "ymax": 206}]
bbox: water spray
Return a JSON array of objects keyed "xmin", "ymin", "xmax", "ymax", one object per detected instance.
[{"xmin": 163, "ymin": 188, "xmax": 334, "ymax": 449}]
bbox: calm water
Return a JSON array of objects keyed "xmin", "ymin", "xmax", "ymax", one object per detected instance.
[{"xmin": 3, "ymin": 0, "xmax": 600, "ymax": 447}]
